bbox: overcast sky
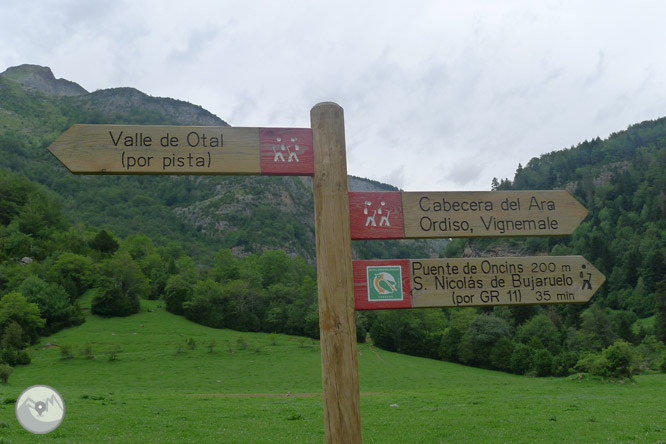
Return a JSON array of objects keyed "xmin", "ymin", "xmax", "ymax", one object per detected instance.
[{"xmin": 2, "ymin": 0, "xmax": 666, "ymax": 191}]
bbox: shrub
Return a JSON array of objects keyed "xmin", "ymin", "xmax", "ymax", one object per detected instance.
[
  {"xmin": 603, "ymin": 340, "xmax": 634, "ymax": 378},
  {"xmin": 92, "ymin": 285, "xmax": 140, "ymax": 317},
  {"xmin": 552, "ymin": 352, "xmax": 579, "ymax": 377},
  {"xmin": 490, "ymin": 337, "xmax": 514, "ymax": 372},
  {"xmin": 108, "ymin": 344, "xmax": 122, "ymax": 361},
  {"xmin": 660, "ymin": 354, "xmax": 666, "ymax": 373},
  {"xmin": 236, "ymin": 336, "xmax": 248, "ymax": 350},
  {"xmin": 0, "ymin": 349, "xmax": 17, "ymax": 366},
  {"xmin": 0, "ymin": 364, "xmax": 12, "ymax": 384},
  {"xmin": 92, "ymin": 252, "xmax": 148, "ymax": 317},
  {"xmin": 15, "ymin": 349, "xmax": 31, "ymax": 366},
  {"xmin": 81, "ymin": 343, "xmax": 95, "ymax": 359},
  {"xmin": 60, "ymin": 344, "xmax": 74, "ymax": 360},
  {"xmin": 534, "ymin": 349, "xmax": 554, "ymax": 377},
  {"xmin": 206, "ymin": 339, "xmax": 216, "ymax": 353},
  {"xmin": 459, "ymin": 314, "xmax": 511, "ymax": 368},
  {"xmin": 510, "ymin": 343, "xmax": 534, "ymax": 375},
  {"xmin": 575, "ymin": 352, "xmax": 609, "ymax": 377},
  {"xmin": 439, "ymin": 327, "xmax": 463, "ymax": 363}
]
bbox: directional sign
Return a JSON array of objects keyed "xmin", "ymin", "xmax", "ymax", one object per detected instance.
[
  {"xmin": 48, "ymin": 125, "xmax": 314, "ymax": 175},
  {"xmin": 349, "ymin": 190, "xmax": 588, "ymax": 239},
  {"xmin": 353, "ymin": 256, "xmax": 605, "ymax": 310}
]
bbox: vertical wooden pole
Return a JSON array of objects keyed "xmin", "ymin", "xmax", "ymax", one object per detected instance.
[{"xmin": 311, "ymin": 102, "xmax": 363, "ymax": 444}]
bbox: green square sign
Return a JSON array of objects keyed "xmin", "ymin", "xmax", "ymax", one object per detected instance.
[{"xmin": 367, "ymin": 265, "xmax": 403, "ymax": 301}]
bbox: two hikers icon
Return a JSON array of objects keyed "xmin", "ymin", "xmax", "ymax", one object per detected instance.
[{"xmin": 272, "ymin": 137, "xmax": 301, "ymax": 163}]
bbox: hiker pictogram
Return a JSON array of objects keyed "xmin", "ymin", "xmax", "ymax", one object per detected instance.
[
  {"xmin": 580, "ymin": 264, "xmax": 593, "ymax": 290},
  {"xmin": 363, "ymin": 201, "xmax": 391, "ymax": 227},
  {"xmin": 272, "ymin": 137, "xmax": 301, "ymax": 163}
]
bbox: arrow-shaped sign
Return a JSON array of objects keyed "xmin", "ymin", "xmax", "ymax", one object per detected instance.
[
  {"xmin": 48, "ymin": 124, "xmax": 314, "ymax": 176},
  {"xmin": 353, "ymin": 256, "xmax": 604, "ymax": 310},
  {"xmin": 349, "ymin": 190, "xmax": 588, "ymax": 239}
]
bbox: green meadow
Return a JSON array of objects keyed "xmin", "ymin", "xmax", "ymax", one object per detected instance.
[{"xmin": 1, "ymin": 299, "xmax": 665, "ymax": 444}]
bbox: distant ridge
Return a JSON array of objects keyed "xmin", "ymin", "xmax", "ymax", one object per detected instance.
[{"xmin": 1, "ymin": 64, "xmax": 88, "ymax": 96}]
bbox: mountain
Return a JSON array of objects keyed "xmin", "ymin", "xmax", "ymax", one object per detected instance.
[
  {"xmin": 2, "ymin": 64, "xmax": 666, "ymax": 380},
  {"xmin": 0, "ymin": 64, "xmax": 439, "ymax": 262},
  {"xmin": 1, "ymin": 64, "xmax": 87, "ymax": 96}
]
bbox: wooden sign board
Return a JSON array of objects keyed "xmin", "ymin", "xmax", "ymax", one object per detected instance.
[
  {"xmin": 353, "ymin": 256, "xmax": 604, "ymax": 310},
  {"xmin": 349, "ymin": 190, "xmax": 588, "ymax": 239},
  {"xmin": 48, "ymin": 125, "xmax": 314, "ymax": 176}
]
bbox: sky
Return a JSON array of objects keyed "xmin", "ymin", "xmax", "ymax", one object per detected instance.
[{"xmin": 2, "ymin": 0, "xmax": 666, "ymax": 191}]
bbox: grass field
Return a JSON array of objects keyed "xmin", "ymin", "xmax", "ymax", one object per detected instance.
[{"xmin": 1, "ymin": 299, "xmax": 665, "ymax": 443}]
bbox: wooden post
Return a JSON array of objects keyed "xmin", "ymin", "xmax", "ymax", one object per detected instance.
[{"xmin": 311, "ymin": 102, "xmax": 362, "ymax": 444}]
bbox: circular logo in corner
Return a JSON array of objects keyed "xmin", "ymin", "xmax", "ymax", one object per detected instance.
[{"xmin": 15, "ymin": 385, "xmax": 65, "ymax": 434}]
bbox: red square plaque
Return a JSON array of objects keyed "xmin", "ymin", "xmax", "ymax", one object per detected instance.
[
  {"xmin": 353, "ymin": 259, "xmax": 412, "ymax": 310},
  {"xmin": 260, "ymin": 128, "xmax": 314, "ymax": 175},
  {"xmin": 349, "ymin": 192, "xmax": 404, "ymax": 240}
]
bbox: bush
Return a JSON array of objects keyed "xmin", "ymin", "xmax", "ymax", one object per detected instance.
[
  {"xmin": 439, "ymin": 327, "xmax": 463, "ymax": 363},
  {"xmin": 575, "ymin": 352, "xmax": 609, "ymax": 377},
  {"xmin": 660, "ymin": 354, "xmax": 666, "ymax": 373},
  {"xmin": 552, "ymin": 352, "xmax": 579, "ymax": 377},
  {"xmin": 108, "ymin": 344, "xmax": 121, "ymax": 361},
  {"xmin": 92, "ymin": 285, "xmax": 140, "ymax": 317},
  {"xmin": 92, "ymin": 252, "xmax": 148, "ymax": 317},
  {"xmin": 15, "ymin": 349, "xmax": 31, "ymax": 366},
  {"xmin": 534, "ymin": 349, "xmax": 554, "ymax": 377},
  {"xmin": 0, "ymin": 349, "xmax": 17, "ymax": 366},
  {"xmin": 459, "ymin": 314, "xmax": 511, "ymax": 368},
  {"xmin": 603, "ymin": 340, "xmax": 634, "ymax": 378},
  {"xmin": 510, "ymin": 344, "xmax": 534, "ymax": 375},
  {"xmin": 0, "ymin": 364, "xmax": 12, "ymax": 384},
  {"xmin": 81, "ymin": 343, "xmax": 95, "ymax": 359},
  {"xmin": 490, "ymin": 337, "xmax": 514, "ymax": 372},
  {"xmin": 60, "ymin": 344, "xmax": 74, "ymax": 360}
]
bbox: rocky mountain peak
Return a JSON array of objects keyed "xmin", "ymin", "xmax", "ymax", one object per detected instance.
[{"xmin": 0, "ymin": 64, "xmax": 88, "ymax": 96}]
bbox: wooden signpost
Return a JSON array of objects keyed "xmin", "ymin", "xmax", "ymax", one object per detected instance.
[
  {"xmin": 49, "ymin": 124, "xmax": 314, "ymax": 175},
  {"xmin": 349, "ymin": 190, "xmax": 588, "ymax": 239},
  {"xmin": 353, "ymin": 256, "xmax": 604, "ymax": 310},
  {"xmin": 49, "ymin": 102, "xmax": 605, "ymax": 444}
]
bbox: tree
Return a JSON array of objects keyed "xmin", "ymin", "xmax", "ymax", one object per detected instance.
[
  {"xmin": 89, "ymin": 229, "xmax": 119, "ymax": 254},
  {"xmin": 19, "ymin": 276, "xmax": 83, "ymax": 334},
  {"xmin": 0, "ymin": 291, "xmax": 45, "ymax": 343},
  {"xmin": 533, "ymin": 349, "xmax": 553, "ymax": 377},
  {"xmin": 440, "ymin": 326, "xmax": 463, "ymax": 362},
  {"xmin": 579, "ymin": 304, "xmax": 617, "ymax": 350},
  {"xmin": 0, "ymin": 363, "xmax": 12, "ymax": 384},
  {"xmin": 552, "ymin": 352, "xmax": 579, "ymax": 377},
  {"xmin": 603, "ymin": 340, "xmax": 634, "ymax": 378},
  {"xmin": 490, "ymin": 337, "xmax": 514, "ymax": 371},
  {"xmin": 514, "ymin": 314, "xmax": 561, "ymax": 355},
  {"xmin": 1, "ymin": 321, "xmax": 27, "ymax": 350},
  {"xmin": 163, "ymin": 274, "xmax": 192, "ymax": 315},
  {"xmin": 459, "ymin": 314, "xmax": 511, "ymax": 368},
  {"xmin": 92, "ymin": 252, "xmax": 149, "ymax": 317},
  {"xmin": 46, "ymin": 252, "xmax": 93, "ymax": 301},
  {"xmin": 510, "ymin": 343, "xmax": 534, "ymax": 375},
  {"xmin": 211, "ymin": 249, "xmax": 240, "ymax": 283},
  {"xmin": 655, "ymin": 281, "xmax": 666, "ymax": 344}
]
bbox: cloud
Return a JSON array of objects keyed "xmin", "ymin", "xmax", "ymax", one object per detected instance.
[{"xmin": 3, "ymin": 0, "xmax": 666, "ymax": 193}]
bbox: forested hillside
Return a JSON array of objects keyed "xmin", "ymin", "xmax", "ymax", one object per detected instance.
[
  {"xmin": 0, "ymin": 65, "xmax": 437, "ymax": 263},
  {"xmin": 367, "ymin": 117, "xmax": 666, "ymax": 377}
]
